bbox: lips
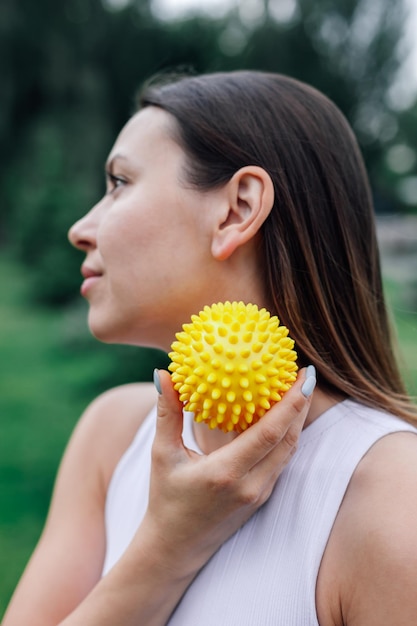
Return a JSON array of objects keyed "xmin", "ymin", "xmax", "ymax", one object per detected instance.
[
  {"xmin": 80, "ymin": 264, "xmax": 103, "ymax": 297},
  {"xmin": 81, "ymin": 264, "xmax": 102, "ymax": 279}
]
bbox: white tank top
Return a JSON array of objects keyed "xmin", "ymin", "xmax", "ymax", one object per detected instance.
[{"xmin": 102, "ymin": 399, "xmax": 416, "ymax": 624}]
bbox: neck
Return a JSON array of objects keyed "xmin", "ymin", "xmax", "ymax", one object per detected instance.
[{"xmin": 192, "ymin": 386, "xmax": 343, "ymax": 455}]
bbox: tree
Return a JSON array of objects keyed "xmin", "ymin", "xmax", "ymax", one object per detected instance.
[{"xmin": 1, "ymin": 0, "xmax": 415, "ymax": 305}]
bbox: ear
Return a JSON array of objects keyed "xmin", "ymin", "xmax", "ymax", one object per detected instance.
[{"xmin": 211, "ymin": 166, "xmax": 274, "ymax": 261}]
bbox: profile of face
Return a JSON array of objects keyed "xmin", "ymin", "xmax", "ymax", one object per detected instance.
[{"xmin": 68, "ymin": 106, "xmax": 273, "ymax": 351}]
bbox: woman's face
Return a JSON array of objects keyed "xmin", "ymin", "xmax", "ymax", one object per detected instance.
[{"xmin": 69, "ymin": 107, "xmax": 227, "ymax": 350}]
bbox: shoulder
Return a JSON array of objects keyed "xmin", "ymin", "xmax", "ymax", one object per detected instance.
[
  {"xmin": 343, "ymin": 428, "xmax": 417, "ymax": 534},
  {"xmin": 317, "ymin": 427, "xmax": 417, "ymax": 625},
  {"xmin": 1, "ymin": 383, "xmax": 159, "ymax": 623},
  {"xmin": 80, "ymin": 381, "xmax": 157, "ymax": 430},
  {"xmin": 344, "ymin": 429, "xmax": 417, "ymax": 547},
  {"xmin": 71, "ymin": 382, "xmax": 158, "ymax": 489},
  {"xmin": 80, "ymin": 383, "xmax": 157, "ymax": 483}
]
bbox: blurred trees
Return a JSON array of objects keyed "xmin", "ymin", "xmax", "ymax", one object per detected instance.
[
  {"xmin": 2, "ymin": 3, "xmax": 415, "ymax": 607},
  {"xmin": 1, "ymin": 0, "xmax": 416, "ymax": 381}
]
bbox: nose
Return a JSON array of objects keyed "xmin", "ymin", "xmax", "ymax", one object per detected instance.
[{"xmin": 68, "ymin": 204, "xmax": 99, "ymax": 252}]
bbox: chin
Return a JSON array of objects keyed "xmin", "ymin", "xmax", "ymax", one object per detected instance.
[
  {"xmin": 87, "ymin": 311, "xmax": 124, "ymax": 344},
  {"xmin": 87, "ymin": 315, "xmax": 162, "ymax": 350},
  {"xmin": 89, "ymin": 325, "xmax": 118, "ymax": 344}
]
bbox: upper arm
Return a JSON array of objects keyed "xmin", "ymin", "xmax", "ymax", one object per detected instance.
[
  {"xmin": 3, "ymin": 382, "xmax": 157, "ymax": 626},
  {"xmin": 318, "ymin": 430, "xmax": 417, "ymax": 626}
]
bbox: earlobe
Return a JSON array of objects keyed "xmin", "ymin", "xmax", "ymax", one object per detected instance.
[{"xmin": 211, "ymin": 166, "xmax": 274, "ymax": 261}]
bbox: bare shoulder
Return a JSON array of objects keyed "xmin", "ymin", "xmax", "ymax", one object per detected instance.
[
  {"xmin": 74, "ymin": 382, "xmax": 158, "ymax": 487},
  {"xmin": 317, "ymin": 429, "xmax": 417, "ymax": 626},
  {"xmin": 45, "ymin": 381, "xmax": 158, "ymax": 519},
  {"xmin": 80, "ymin": 381, "xmax": 158, "ymax": 438},
  {"xmin": 2, "ymin": 382, "xmax": 158, "ymax": 625}
]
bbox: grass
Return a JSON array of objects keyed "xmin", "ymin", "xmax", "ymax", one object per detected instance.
[
  {"xmin": 0, "ymin": 259, "xmax": 109, "ymax": 614},
  {"xmin": 384, "ymin": 277, "xmax": 417, "ymax": 396},
  {"xmin": 0, "ymin": 256, "xmax": 416, "ymax": 616},
  {"xmin": 0, "ymin": 256, "xmax": 166, "ymax": 616}
]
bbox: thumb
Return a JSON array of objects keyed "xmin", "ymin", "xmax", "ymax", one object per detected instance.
[{"xmin": 153, "ymin": 369, "xmax": 184, "ymax": 447}]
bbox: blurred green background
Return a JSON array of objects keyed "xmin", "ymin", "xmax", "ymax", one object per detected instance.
[{"xmin": 1, "ymin": 0, "xmax": 417, "ymax": 614}]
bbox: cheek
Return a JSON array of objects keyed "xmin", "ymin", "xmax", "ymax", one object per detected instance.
[
  {"xmin": 97, "ymin": 211, "xmax": 164, "ymax": 302},
  {"xmin": 97, "ymin": 191, "xmax": 206, "ymax": 282},
  {"xmin": 96, "ymin": 207, "xmax": 145, "ymax": 258}
]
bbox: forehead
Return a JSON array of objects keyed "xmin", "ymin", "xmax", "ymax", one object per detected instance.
[{"xmin": 108, "ymin": 106, "xmax": 183, "ymax": 165}]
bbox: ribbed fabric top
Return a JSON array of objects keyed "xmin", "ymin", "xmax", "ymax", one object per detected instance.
[{"xmin": 102, "ymin": 400, "xmax": 416, "ymax": 624}]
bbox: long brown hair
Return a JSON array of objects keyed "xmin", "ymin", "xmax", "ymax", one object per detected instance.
[{"xmin": 140, "ymin": 71, "xmax": 417, "ymax": 424}]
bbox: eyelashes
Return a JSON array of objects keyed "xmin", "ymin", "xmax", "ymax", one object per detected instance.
[{"xmin": 106, "ymin": 172, "xmax": 127, "ymax": 195}]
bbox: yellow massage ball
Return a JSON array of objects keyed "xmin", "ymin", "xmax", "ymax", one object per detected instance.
[{"xmin": 168, "ymin": 301, "xmax": 298, "ymax": 433}]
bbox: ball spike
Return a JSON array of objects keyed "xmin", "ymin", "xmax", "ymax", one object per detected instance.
[{"xmin": 168, "ymin": 302, "xmax": 298, "ymax": 433}]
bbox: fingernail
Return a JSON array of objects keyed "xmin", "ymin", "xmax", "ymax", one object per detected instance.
[
  {"xmin": 306, "ymin": 364, "xmax": 316, "ymax": 379},
  {"xmin": 301, "ymin": 365, "xmax": 316, "ymax": 398},
  {"xmin": 153, "ymin": 369, "xmax": 162, "ymax": 394},
  {"xmin": 301, "ymin": 376, "xmax": 316, "ymax": 398}
]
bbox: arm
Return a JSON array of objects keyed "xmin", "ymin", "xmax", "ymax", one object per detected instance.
[
  {"xmin": 58, "ymin": 368, "xmax": 314, "ymax": 626},
  {"xmin": 2, "ymin": 383, "xmax": 157, "ymax": 626},
  {"xmin": 317, "ymin": 429, "xmax": 417, "ymax": 626},
  {"xmin": 4, "ymin": 368, "xmax": 315, "ymax": 626}
]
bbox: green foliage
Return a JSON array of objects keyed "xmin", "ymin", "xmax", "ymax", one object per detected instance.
[
  {"xmin": 372, "ymin": 103, "xmax": 417, "ymax": 213},
  {"xmin": 1, "ymin": 0, "xmax": 415, "ymax": 310},
  {"xmin": 5, "ymin": 110, "xmax": 109, "ymax": 304},
  {"xmin": 1, "ymin": 2, "xmax": 417, "ymax": 609},
  {"xmin": 0, "ymin": 253, "xmax": 416, "ymax": 615},
  {"xmin": 0, "ymin": 256, "xmax": 168, "ymax": 615},
  {"xmin": 383, "ymin": 276, "xmax": 417, "ymax": 396}
]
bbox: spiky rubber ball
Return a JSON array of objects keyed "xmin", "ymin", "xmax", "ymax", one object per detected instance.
[{"xmin": 168, "ymin": 301, "xmax": 298, "ymax": 433}]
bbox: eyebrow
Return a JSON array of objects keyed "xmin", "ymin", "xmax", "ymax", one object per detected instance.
[{"xmin": 105, "ymin": 153, "xmax": 129, "ymax": 173}]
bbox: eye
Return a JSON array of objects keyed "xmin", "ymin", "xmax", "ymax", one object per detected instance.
[{"xmin": 106, "ymin": 172, "xmax": 127, "ymax": 195}]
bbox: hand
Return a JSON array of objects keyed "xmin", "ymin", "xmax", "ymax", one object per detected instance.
[
  {"xmin": 138, "ymin": 366, "xmax": 316, "ymax": 579},
  {"xmin": 51, "ymin": 367, "xmax": 315, "ymax": 626}
]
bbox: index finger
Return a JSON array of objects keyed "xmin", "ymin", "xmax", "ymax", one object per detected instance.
[{"xmin": 214, "ymin": 366, "xmax": 315, "ymax": 474}]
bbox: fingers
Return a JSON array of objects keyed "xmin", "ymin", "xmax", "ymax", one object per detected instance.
[
  {"xmin": 216, "ymin": 366, "xmax": 316, "ymax": 475},
  {"xmin": 146, "ymin": 366, "xmax": 316, "ymax": 557},
  {"xmin": 153, "ymin": 369, "xmax": 184, "ymax": 449},
  {"xmin": 152, "ymin": 364, "xmax": 315, "ymax": 486},
  {"xmin": 301, "ymin": 365, "xmax": 317, "ymax": 398}
]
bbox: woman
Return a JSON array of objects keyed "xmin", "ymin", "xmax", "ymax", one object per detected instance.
[{"xmin": 4, "ymin": 71, "xmax": 417, "ymax": 625}]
